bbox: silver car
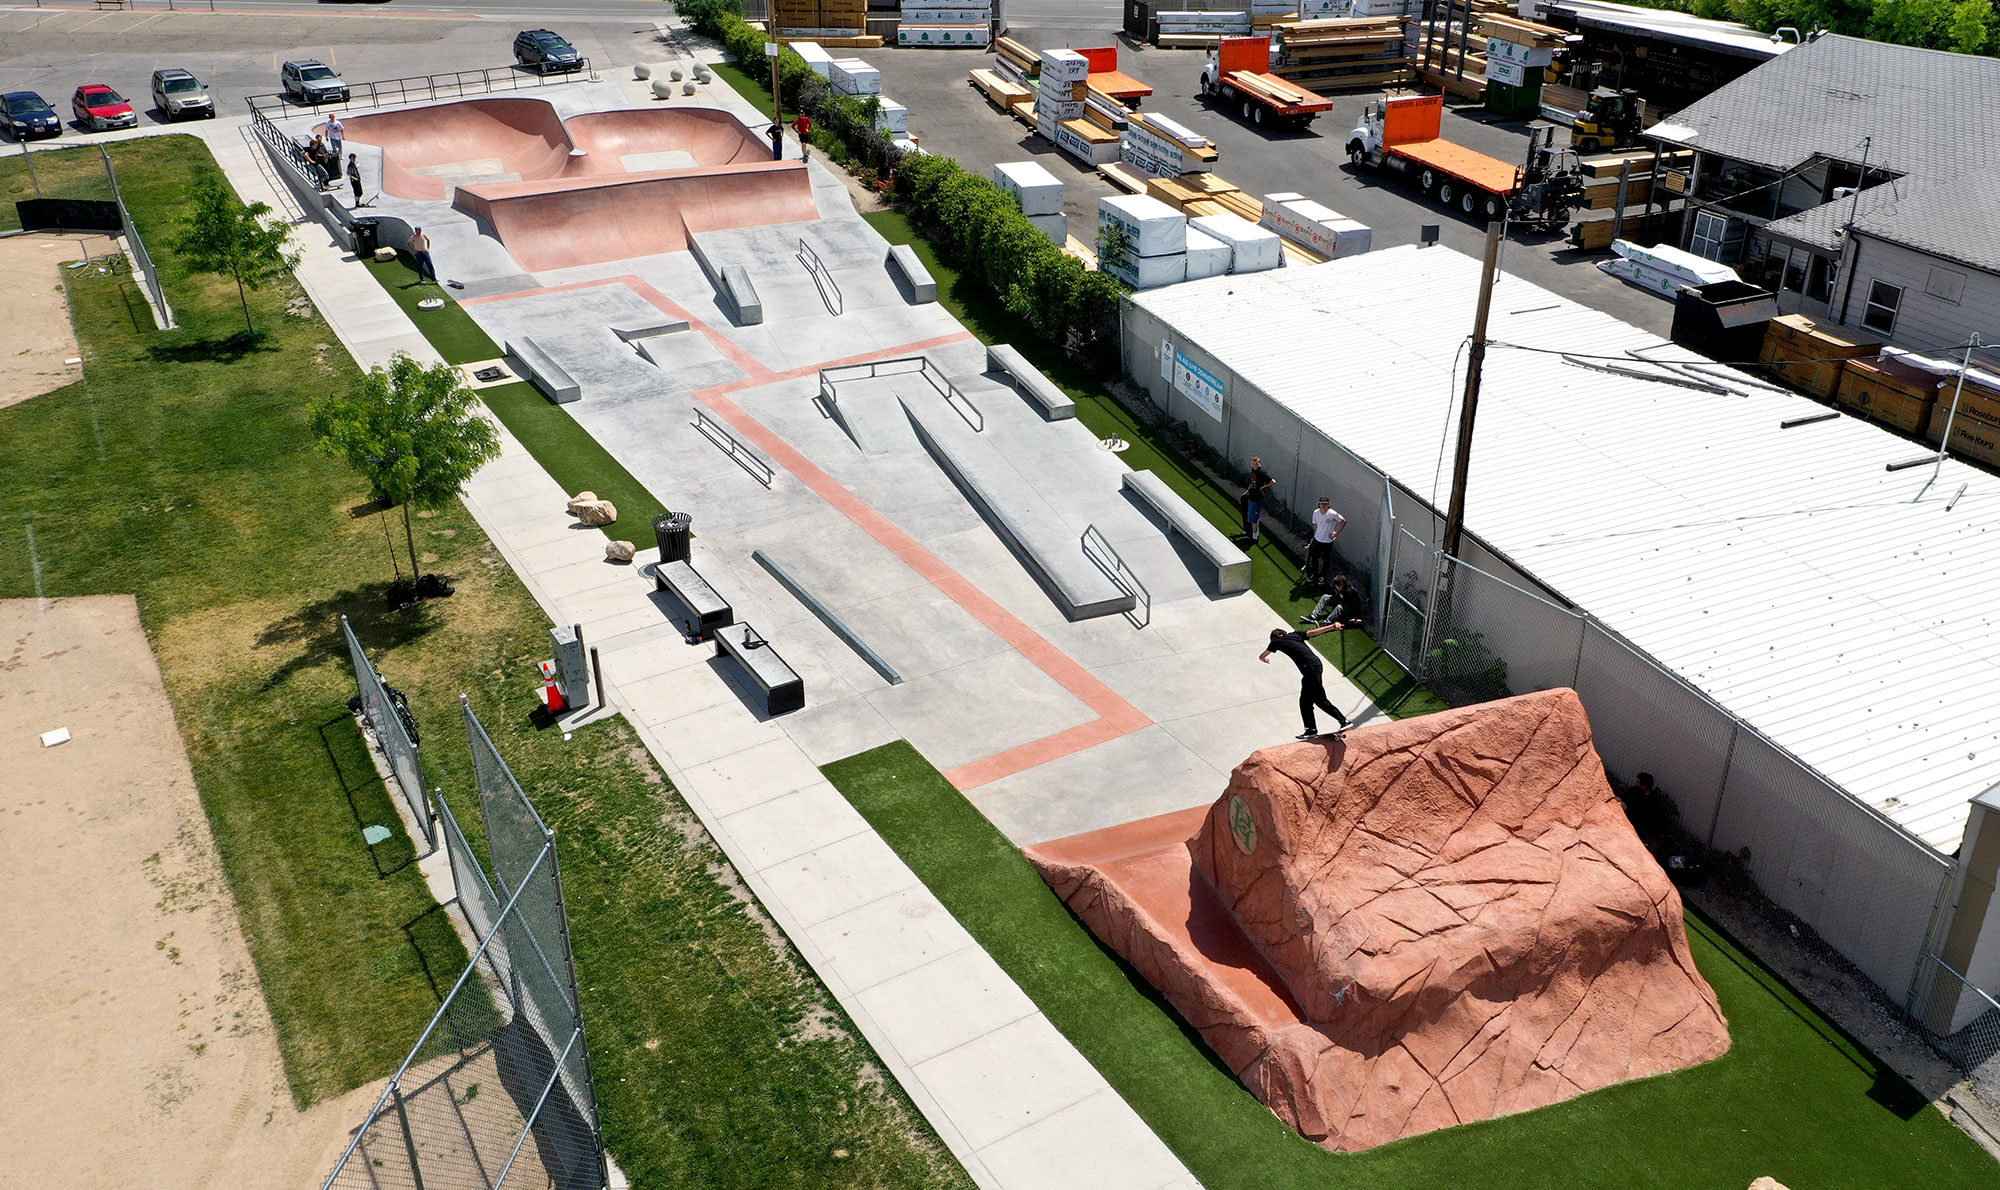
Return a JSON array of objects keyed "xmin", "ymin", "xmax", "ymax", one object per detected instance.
[{"xmin": 151, "ymin": 69, "xmax": 214, "ymax": 121}]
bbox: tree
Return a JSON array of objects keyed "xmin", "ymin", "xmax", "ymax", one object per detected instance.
[
  {"xmin": 1950, "ymin": 0, "xmax": 1993, "ymax": 51},
  {"xmin": 167, "ymin": 176, "xmax": 300, "ymax": 333},
  {"xmin": 308, "ymin": 352, "xmax": 501, "ymax": 595}
]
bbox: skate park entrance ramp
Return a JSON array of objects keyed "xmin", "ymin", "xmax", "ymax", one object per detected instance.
[{"xmin": 341, "ymin": 97, "xmax": 817, "ymax": 272}]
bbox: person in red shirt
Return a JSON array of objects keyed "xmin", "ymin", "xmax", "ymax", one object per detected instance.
[{"xmin": 791, "ymin": 112, "xmax": 813, "ymax": 159}]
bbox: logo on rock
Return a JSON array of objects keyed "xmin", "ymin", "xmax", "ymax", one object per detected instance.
[{"xmin": 1229, "ymin": 794, "xmax": 1257, "ymax": 856}]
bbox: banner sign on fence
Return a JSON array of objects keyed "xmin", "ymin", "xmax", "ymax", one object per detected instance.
[{"xmin": 1158, "ymin": 339, "xmax": 1224, "ymax": 421}]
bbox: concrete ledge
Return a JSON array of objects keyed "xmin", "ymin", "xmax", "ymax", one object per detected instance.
[
  {"xmin": 887, "ymin": 243, "xmax": 937, "ymax": 304},
  {"xmin": 722, "ymin": 264, "xmax": 763, "ymax": 325},
  {"xmin": 715, "ymin": 622, "xmax": 805, "ymax": 716},
  {"xmin": 611, "ymin": 316, "xmax": 690, "ymax": 342},
  {"xmin": 903, "ymin": 399, "xmax": 1137, "ymax": 621},
  {"xmin": 1123, "ymin": 469, "xmax": 1251, "ymax": 594},
  {"xmin": 506, "ymin": 336, "xmax": 580, "ymax": 404},
  {"xmin": 986, "ymin": 343, "xmax": 1075, "ymax": 420}
]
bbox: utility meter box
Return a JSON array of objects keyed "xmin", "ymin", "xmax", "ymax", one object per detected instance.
[{"xmin": 550, "ymin": 625, "xmax": 589, "ymax": 710}]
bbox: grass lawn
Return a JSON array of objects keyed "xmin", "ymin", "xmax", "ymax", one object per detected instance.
[
  {"xmin": 826, "ymin": 740, "xmax": 2000, "ymax": 1190},
  {"xmin": 359, "ymin": 254, "xmax": 664, "ymax": 548},
  {"xmin": 0, "ymin": 133, "xmax": 969, "ymax": 1187},
  {"xmin": 709, "ymin": 58, "xmax": 796, "ymax": 125},
  {"xmin": 862, "ymin": 209, "xmax": 1447, "ymax": 720},
  {"xmin": 0, "ymin": 141, "xmax": 120, "ymax": 232}
]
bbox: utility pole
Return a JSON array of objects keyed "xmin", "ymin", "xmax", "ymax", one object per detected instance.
[
  {"xmin": 1441, "ymin": 220, "xmax": 1503, "ymax": 560},
  {"xmin": 765, "ymin": 40, "xmax": 782, "ymax": 161}
]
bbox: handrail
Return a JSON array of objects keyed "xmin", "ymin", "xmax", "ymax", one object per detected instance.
[
  {"xmin": 692, "ymin": 407, "xmax": 776, "ymax": 488},
  {"xmin": 1081, "ymin": 524, "xmax": 1150, "ymax": 629},
  {"xmin": 816, "ymin": 354, "xmax": 982, "ymax": 432},
  {"xmin": 797, "ymin": 238, "xmax": 843, "ymax": 316},
  {"xmin": 243, "ymin": 59, "xmax": 594, "ymax": 120}
]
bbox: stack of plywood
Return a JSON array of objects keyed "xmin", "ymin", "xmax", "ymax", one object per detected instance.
[
  {"xmin": 898, "ymin": 0, "xmax": 993, "ymax": 48},
  {"xmin": 1564, "ymin": 150, "xmax": 1692, "ymax": 250},
  {"xmin": 969, "ymin": 68, "xmax": 1035, "ymax": 110},
  {"xmin": 1271, "ymin": 17, "xmax": 1412, "ymax": 89},
  {"xmin": 1835, "ymin": 354, "xmax": 1943, "ymax": 435},
  {"xmin": 1144, "ymin": 171, "xmax": 1240, "ymax": 208},
  {"xmin": 994, "ymin": 36, "xmax": 1041, "ymax": 79},
  {"xmin": 775, "ymin": 0, "xmax": 875, "ymax": 41},
  {"xmin": 1926, "ymin": 369, "xmax": 2000, "ymax": 467},
  {"xmin": 1758, "ymin": 315, "xmax": 1880, "ymax": 400}
]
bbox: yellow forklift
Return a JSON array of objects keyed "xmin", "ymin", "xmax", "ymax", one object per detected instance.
[{"xmin": 1570, "ymin": 87, "xmax": 1644, "ymax": 154}]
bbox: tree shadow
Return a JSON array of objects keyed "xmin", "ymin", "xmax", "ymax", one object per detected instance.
[
  {"xmin": 316, "ymin": 714, "xmax": 419, "ymax": 879},
  {"xmin": 147, "ymin": 329, "xmax": 269, "ymax": 364},
  {"xmin": 256, "ymin": 581, "xmax": 443, "ymax": 691}
]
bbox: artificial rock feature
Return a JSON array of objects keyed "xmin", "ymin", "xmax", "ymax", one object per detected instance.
[
  {"xmin": 604, "ymin": 540, "xmax": 636, "ymax": 563},
  {"xmin": 1028, "ymin": 688, "xmax": 1730, "ymax": 1152}
]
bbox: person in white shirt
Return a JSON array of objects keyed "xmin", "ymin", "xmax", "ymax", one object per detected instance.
[{"xmin": 1306, "ymin": 497, "xmax": 1346, "ymax": 587}]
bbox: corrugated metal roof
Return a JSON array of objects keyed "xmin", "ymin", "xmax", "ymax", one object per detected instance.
[
  {"xmin": 1542, "ymin": 0, "xmax": 1790, "ymax": 60},
  {"xmin": 1132, "ymin": 246, "xmax": 2000, "ymax": 854}
]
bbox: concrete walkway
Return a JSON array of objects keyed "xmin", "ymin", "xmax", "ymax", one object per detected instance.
[{"xmin": 192, "ymin": 112, "xmax": 1200, "ymax": 1190}]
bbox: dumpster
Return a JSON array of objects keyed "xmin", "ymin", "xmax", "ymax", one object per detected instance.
[
  {"xmin": 654, "ymin": 512, "xmax": 692, "ymax": 564},
  {"xmin": 351, "ymin": 217, "xmax": 381, "ymax": 259},
  {"xmin": 1671, "ymin": 280, "xmax": 1778, "ymax": 362}
]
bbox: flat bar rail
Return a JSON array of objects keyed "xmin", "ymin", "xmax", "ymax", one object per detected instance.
[
  {"xmin": 693, "ymin": 406, "xmax": 776, "ymax": 487},
  {"xmin": 1081, "ymin": 523, "xmax": 1151, "ymax": 628},
  {"xmin": 818, "ymin": 354, "xmax": 983, "ymax": 432},
  {"xmin": 797, "ymin": 238, "xmax": 843, "ymax": 316},
  {"xmin": 243, "ymin": 60, "xmax": 594, "ymax": 120}
]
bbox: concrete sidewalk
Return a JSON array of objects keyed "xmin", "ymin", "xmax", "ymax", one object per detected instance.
[{"xmin": 195, "ymin": 113, "xmax": 1198, "ymax": 1190}]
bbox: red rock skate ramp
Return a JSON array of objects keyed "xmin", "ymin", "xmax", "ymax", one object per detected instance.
[
  {"xmin": 1027, "ymin": 689, "xmax": 1731, "ymax": 1152},
  {"xmin": 455, "ymin": 159, "xmax": 818, "ymax": 272}
]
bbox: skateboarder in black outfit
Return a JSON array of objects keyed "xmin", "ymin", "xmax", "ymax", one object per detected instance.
[{"xmin": 1260, "ymin": 623, "xmax": 1351, "ymax": 740}]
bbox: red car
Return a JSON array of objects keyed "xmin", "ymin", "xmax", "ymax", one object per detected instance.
[{"xmin": 72, "ymin": 84, "xmax": 137, "ymax": 132}]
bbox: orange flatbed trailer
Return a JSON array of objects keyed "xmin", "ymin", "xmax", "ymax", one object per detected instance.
[
  {"xmin": 1387, "ymin": 137, "xmax": 1518, "ymax": 194},
  {"xmin": 1092, "ymin": 69, "xmax": 1154, "ymax": 102}
]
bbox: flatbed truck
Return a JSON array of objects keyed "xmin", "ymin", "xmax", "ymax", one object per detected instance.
[
  {"xmin": 1200, "ymin": 37, "xmax": 1333, "ymax": 130},
  {"xmin": 1345, "ymin": 92, "xmax": 1583, "ymax": 229}
]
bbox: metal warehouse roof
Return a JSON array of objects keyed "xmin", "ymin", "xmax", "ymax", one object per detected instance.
[{"xmin": 1131, "ymin": 245, "xmax": 2000, "ymax": 854}]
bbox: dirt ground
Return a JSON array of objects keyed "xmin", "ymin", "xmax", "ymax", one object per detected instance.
[
  {"xmin": 0, "ymin": 232, "xmax": 118, "ymax": 409},
  {"xmin": 0, "ymin": 595, "xmax": 374, "ymax": 1188}
]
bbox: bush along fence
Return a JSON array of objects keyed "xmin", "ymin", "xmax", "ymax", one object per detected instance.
[{"xmin": 678, "ymin": 0, "xmax": 1127, "ymax": 371}]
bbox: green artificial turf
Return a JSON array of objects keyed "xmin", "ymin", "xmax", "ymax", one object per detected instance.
[
  {"xmin": 0, "ymin": 134, "xmax": 972, "ymax": 1187},
  {"xmin": 478, "ymin": 381, "xmax": 666, "ymax": 547},
  {"xmin": 826, "ymin": 740, "xmax": 2000, "ymax": 1190},
  {"xmin": 709, "ymin": 59, "xmax": 797, "ymax": 124},
  {"xmin": 362, "ymin": 252, "xmax": 503, "ymax": 364},
  {"xmin": 862, "ymin": 209, "xmax": 1447, "ymax": 720}
]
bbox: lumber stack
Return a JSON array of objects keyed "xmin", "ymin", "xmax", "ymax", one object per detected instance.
[
  {"xmin": 969, "ymin": 67, "xmax": 1034, "ymax": 109},
  {"xmin": 1271, "ymin": 17, "xmax": 1412, "ymax": 88},
  {"xmin": 993, "ymin": 35, "xmax": 1041, "ymax": 82},
  {"xmin": 774, "ymin": 0, "xmax": 867, "ymax": 37},
  {"xmin": 1415, "ymin": 63, "xmax": 1486, "ymax": 100}
]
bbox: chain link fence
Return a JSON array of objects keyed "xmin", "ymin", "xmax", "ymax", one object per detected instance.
[
  {"xmin": 4, "ymin": 140, "xmax": 173, "ymax": 329},
  {"xmin": 1906, "ymin": 954, "xmax": 2000, "ymax": 1114},
  {"xmin": 323, "ymin": 700, "xmax": 603, "ymax": 1190},
  {"xmin": 342, "ymin": 615, "xmax": 433, "ymax": 852}
]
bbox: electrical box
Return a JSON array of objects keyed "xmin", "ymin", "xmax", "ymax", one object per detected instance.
[{"xmin": 550, "ymin": 625, "xmax": 589, "ymax": 710}]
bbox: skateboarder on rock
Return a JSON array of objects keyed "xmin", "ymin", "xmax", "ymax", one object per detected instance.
[{"xmin": 1261, "ymin": 622, "xmax": 1351, "ymax": 741}]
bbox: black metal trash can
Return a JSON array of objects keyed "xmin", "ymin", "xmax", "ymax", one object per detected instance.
[
  {"xmin": 351, "ymin": 217, "xmax": 381, "ymax": 259},
  {"xmin": 654, "ymin": 512, "xmax": 692, "ymax": 564}
]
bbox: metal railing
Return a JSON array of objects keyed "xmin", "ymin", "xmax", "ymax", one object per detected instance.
[
  {"xmin": 244, "ymin": 59, "xmax": 594, "ymax": 121},
  {"xmin": 797, "ymin": 238, "xmax": 843, "ymax": 316},
  {"xmin": 692, "ymin": 406, "xmax": 776, "ymax": 488},
  {"xmin": 818, "ymin": 355, "xmax": 984, "ymax": 432},
  {"xmin": 1082, "ymin": 524, "xmax": 1150, "ymax": 629}
]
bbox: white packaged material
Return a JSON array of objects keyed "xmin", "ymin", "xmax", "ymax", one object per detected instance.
[
  {"xmin": 1191, "ymin": 213, "xmax": 1283, "ymax": 273},
  {"xmin": 829, "ymin": 59, "xmax": 882, "ymax": 95},
  {"xmin": 1259, "ymin": 195, "xmax": 1372, "ymax": 259},
  {"xmin": 1184, "ymin": 226, "xmax": 1232, "ymax": 280},
  {"xmin": 873, "ymin": 98, "xmax": 909, "ymax": 134},
  {"xmin": 1028, "ymin": 212, "xmax": 1067, "ymax": 242},
  {"xmin": 1145, "ymin": 113, "xmax": 1209, "ymax": 149},
  {"xmin": 1041, "ymin": 48, "xmax": 1091, "ymax": 84},
  {"xmin": 897, "ymin": 23, "xmax": 993, "ymax": 46},
  {"xmin": 995, "ymin": 160, "xmax": 1064, "ymax": 216},
  {"xmin": 914, "ymin": 0, "xmax": 993, "ymax": 7},
  {"xmin": 902, "ymin": 7, "xmax": 993, "ymax": 22},
  {"xmin": 791, "ymin": 42, "xmax": 834, "ymax": 77},
  {"xmin": 1048, "ymin": 119, "xmax": 1121, "ymax": 165},
  {"xmin": 1099, "ymin": 194, "xmax": 1188, "ymax": 258},
  {"xmin": 1104, "ymin": 250, "xmax": 1187, "ymax": 289},
  {"xmin": 1597, "ymin": 240, "xmax": 1741, "ymax": 296},
  {"xmin": 1036, "ymin": 96, "xmax": 1087, "ymax": 122}
]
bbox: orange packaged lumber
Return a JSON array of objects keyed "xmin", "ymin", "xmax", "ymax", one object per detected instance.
[
  {"xmin": 1927, "ymin": 407, "xmax": 2000, "ymax": 466},
  {"xmin": 1092, "ymin": 70, "xmax": 1154, "ymax": 102},
  {"xmin": 1835, "ymin": 356, "xmax": 1941, "ymax": 435}
]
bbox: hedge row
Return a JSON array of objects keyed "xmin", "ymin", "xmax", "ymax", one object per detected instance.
[{"xmin": 677, "ymin": 0, "xmax": 1127, "ymax": 369}]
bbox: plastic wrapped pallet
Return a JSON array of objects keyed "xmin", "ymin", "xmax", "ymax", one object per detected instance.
[
  {"xmin": 898, "ymin": 23, "xmax": 993, "ymax": 46},
  {"xmin": 1259, "ymin": 194, "xmax": 1372, "ymax": 260},
  {"xmin": 902, "ymin": 6, "xmax": 992, "ymax": 22},
  {"xmin": 1028, "ymin": 212, "xmax": 1067, "ymax": 242},
  {"xmin": 873, "ymin": 98, "xmax": 909, "ymax": 134},
  {"xmin": 1037, "ymin": 96, "xmax": 1087, "ymax": 121},
  {"xmin": 1099, "ymin": 194, "xmax": 1188, "ymax": 258},
  {"xmin": 1104, "ymin": 250, "xmax": 1187, "ymax": 289},
  {"xmin": 791, "ymin": 41, "xmax": 835, "ymax": 78},
  {"xmin": 1191, "ymin": 212, "xmax": 1283, "ymax": 273},
  {"xmin": 996, "ymin": 160, "xmax": 1064, "ymax": 216},
  {"xmin": 1184, "ymin": 226, "xmax": 1231, "ymax": 280},
  {"xmin": 829, "ymin": 59, "xmax": 882, "ymax": 95},
  {"xmin": 1041, "ymin": 48, "xmax": 1091, "ymax": 84}
]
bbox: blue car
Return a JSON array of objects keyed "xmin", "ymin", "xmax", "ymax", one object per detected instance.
[{"xmin": 0, "ymin": 91, "xmax": 62, "ymax": 141}]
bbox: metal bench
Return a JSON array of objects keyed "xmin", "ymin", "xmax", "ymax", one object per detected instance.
[
  {"xmin": 1122, "ymin": 469, "xmax": 1252, "ymax": 594},
  {"xmin": 985, "ymin": 343, "xmax": 1075, "ymax": 420},
  {"xmin": 715, "ymin": 622, "xmax": 804, "ymax": 716},
  {"xmin": 506, "ymin": 336, "xmax": 580, "ymax": 404},
  {"xmin": 655, "ymin": 559, "xmax": 733, "ymax": 639},
  {"xmin": 886, "ymin": 244, "xmax": 937, "ymax": 303}
]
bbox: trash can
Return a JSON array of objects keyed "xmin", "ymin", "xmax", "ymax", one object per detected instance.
[
  {"xmin": 351, "ymin": 217, "xmax": 381, "ymax": 259},
  {"xmin": 654, "ymin": 512, "xmax": 692, "ymax": 564}
]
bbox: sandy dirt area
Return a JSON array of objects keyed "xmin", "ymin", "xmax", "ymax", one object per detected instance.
[
  {"xmin": 0, "ymin": 595, "xmax": 374, "ymax": 1188},
  {"xmin": 0, "ymin": 232, "xmax": 118, "ymax": 409}
]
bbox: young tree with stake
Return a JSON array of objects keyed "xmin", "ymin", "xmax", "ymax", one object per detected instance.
[{"xmin": 309, "ymin": 352, "xmax": 500, "ymax": 600}]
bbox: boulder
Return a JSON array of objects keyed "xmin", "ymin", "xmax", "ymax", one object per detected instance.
[
  {"xmin": 604, "ymin": 540, "xmax": 636, "ymax": 563},
  {"xmin": 565, "ymin": 491, "xmax": 598, "ymax": 516},
  {"xmin": 1749, "ymin": 1181, "xmax": 1792, "ymax": 1190},
  {"xmin": 575, "ymin": 499, "xmax": 617, "ymax": 527},
  {"xmin": 373, "ymin": 246, "xmax": 398, "ymax": 262},
  {"xmin": 1028, "ymin": 688, "xmax": 1731, "ymax": 1152}
]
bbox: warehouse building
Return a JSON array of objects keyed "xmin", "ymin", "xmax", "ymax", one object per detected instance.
[{"xmin": 1121, "ymin": 244, "xmax": 2000, "ymax": 1010}]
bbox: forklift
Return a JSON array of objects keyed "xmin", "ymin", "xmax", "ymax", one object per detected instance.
[
  {"xmin": 1570, "ymin": 87, "xmax": 1644, "ymax": 155},
  {"xmin": 1508, "ymin": 126, "xmax": 1587, "ymax": 231}
]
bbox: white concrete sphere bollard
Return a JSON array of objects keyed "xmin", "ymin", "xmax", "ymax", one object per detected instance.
[
  {"xmin": 651, "ymin": 78, "xmax": 675, "ymax": 99},
  {"xmin": 669, "ymin": 67, "xmax": 684, "ymax": 82},
  {"xmin": 682, "ymin": 80, "xmax": 696, "ymax": 96},
  {"xmin": 634, "ymin": 63, "xmax": 652, "ymax": 80}
]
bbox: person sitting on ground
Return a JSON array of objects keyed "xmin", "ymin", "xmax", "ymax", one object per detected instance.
[
  {"xmin": 1326, "ymin": 573, "xmax": 1367, "ymax": 625},
  {"xmin": 1621, "ymin": 771, "xmax": 1669, "ymax": 840}
]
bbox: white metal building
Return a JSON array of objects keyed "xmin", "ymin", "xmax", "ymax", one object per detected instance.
[{"xmin": 1122, "ymin": 244, "xmax": 2000, "ymax": 1000}]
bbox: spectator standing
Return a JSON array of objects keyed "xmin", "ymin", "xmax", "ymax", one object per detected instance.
[
  {"xmin": 1242, "ymin": 455, "xmax": 1275, "ymax": 545},
  {"xmin": 325, "ymin": 113, "xmax": 344, "ymax": 159},
  {"xmin": 346, "ymin": 153, "xmax": 363, "ymax": 205},
  {"xmin": 791, "ymin": 112, "xmax": 813, "ymax": 160},
  {"xmin": 407, "ymin": 226, "xmax": 438, "ymax": 284},
  {"xmin": 1305, "ymin": 497, "xmax": 1347, "ymax": 586}
]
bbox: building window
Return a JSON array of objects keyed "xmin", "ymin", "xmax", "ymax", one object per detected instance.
[
  {"xmin": 1690, "ymin": 210, "xmax": 1743, "ymax": 263},
  {"xmin": 1806, "ymin": 255, "xmax": 1836, "ymax": 303},
  {"xmin": 1780, "ymin": 248, "xmax": 1807, "ymax": 293},
  {"xmin": 1861, "ymin": 280, "xmax": 1902, "ymax": 335}
]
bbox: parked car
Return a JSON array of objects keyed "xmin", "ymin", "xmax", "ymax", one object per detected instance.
[
  {"xmin": 281, "ymin": 59, "xmax": 350, "ymax": 104},
  {"xmin": 0, "ymin": 91, "xmax": 62, "ymax": 140},
  {"xmin": 513, "ymin": 29, "xmax": 583, "ymax": 74},
  {"xmin": 71, "ymin": 84, "xmax": 138, "ymax": 132},
  {"xmin": 151, "ymin": 69, "xmax": 214, "ymax": 121}
]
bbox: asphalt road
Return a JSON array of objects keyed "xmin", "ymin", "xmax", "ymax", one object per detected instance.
[{"xmin": 871, "ymin": 1, "xmax": 1679, "ymax": 336}]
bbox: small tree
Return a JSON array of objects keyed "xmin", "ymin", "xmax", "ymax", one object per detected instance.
[
  {"xmin": 309, "ymin": 352, "xmax": 500, "ymax": 592},
  {"xmin": 167, "ymin": 176, "xmax": 300, "ymax": 333}
]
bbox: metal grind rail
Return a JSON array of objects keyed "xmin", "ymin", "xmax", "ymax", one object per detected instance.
[
  {"xmin": 1082, "ymin": 524, "xmax": 1150, "ymax": 629},
  {"xmin": 244, "ymin": 60, "xmax": 595, "ymax": 120},
  {"xmin": 693, "ymin": 407, "xmax": 776, "ymax": 488},
  {"xmin": 797, "ymin": 238, "xmax": 843, "ymax": 316},
  {"xmin": 817, "ymin": 355, "xmax": 983, "ymax": 432}
]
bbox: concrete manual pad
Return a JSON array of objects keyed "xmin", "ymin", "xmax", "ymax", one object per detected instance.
[
  {"xmin": 969, "ymin": 724, "xmax": 1226, "ymax": 847},
  {"xmin": 865, "ymin": 649, "xmax": 1099, "ymax": 772}
]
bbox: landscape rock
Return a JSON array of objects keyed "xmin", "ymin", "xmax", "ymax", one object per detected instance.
[
  {"xmin": 373, "ymin": 247, "xmax": 398, "ymax": 262},
  {"xmin": 1028, "ymin": 688, "xmax": 1731, "ymax": 1152},
  {"xmin": 565, "ymin": 491, "xmax": 598, "ymax": 516},
  {"xmin": 574, "ymin": 499, "xmax": 617, "ymax": 527},
  {"xmin": 604, "ymin": 540, "xmax": 636, "ymax": 563},
  {"xmin": 1748, "ymin": 1180, "xmax": 1792, "ymax": 1190}
]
